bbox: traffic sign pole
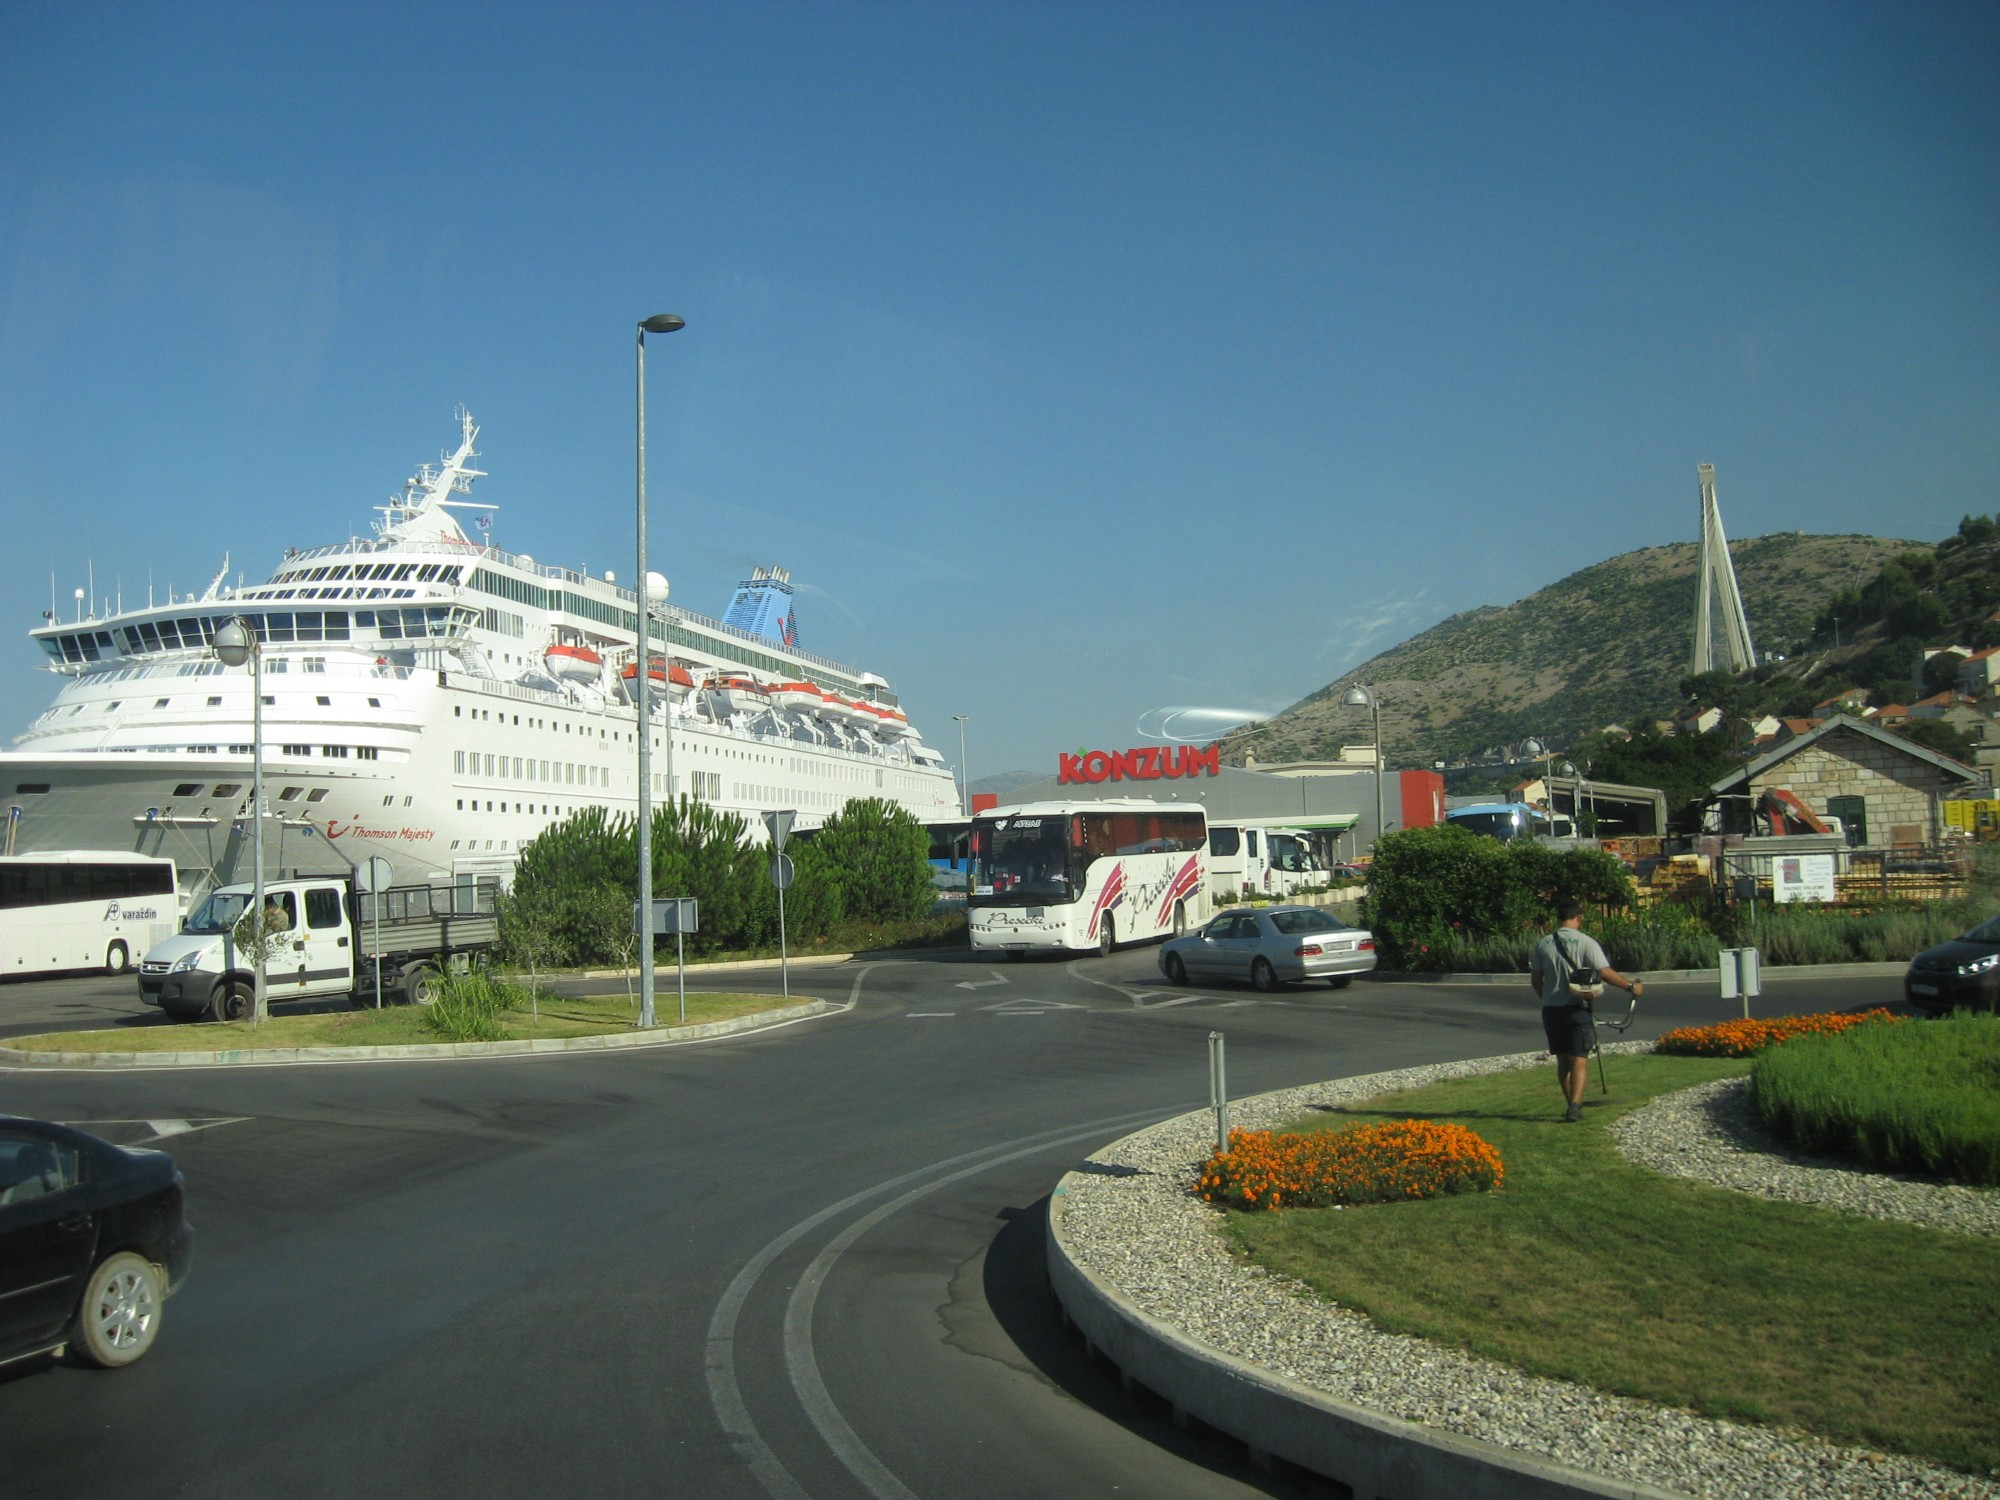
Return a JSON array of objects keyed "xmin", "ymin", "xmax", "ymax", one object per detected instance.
[{"xmin": 765, "ymin": 812, "xmax": 796, "ymax": 1001}]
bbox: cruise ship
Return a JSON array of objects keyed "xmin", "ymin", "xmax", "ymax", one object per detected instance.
[{"xmin": 4, "ymin": 411, "xmax": 959, "ymax": 898}]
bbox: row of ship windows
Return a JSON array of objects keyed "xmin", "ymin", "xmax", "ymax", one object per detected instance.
[
  {"xmin": 465, "ymin": 567, "xmax": 863, "ymax": 695},
  {"xmin": 455, "ymin": 752, "xmax": 610, "ymax": 787},
  {"xmin": 147, "ymin": 744, "xmax": 384, "ymax": 764},
  {"xmin": 450, "ymin": 699, "xmax": 899, "ymax": 785},
  {"xmin": 44, "ymin": 607, "xmax": 464, "ymax": 666},
  {"xmin": 273, "ymin": 561, "xmax": 465, "ymax": 585},
  {"xmin": 56, "ymin": 685, "xmax": 387, "ymax": 719}
]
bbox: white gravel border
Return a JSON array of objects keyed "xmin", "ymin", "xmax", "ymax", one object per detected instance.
[{"xmin": 1056, "ymin": 1044, "xmax": 2000, "ymax": 1500}]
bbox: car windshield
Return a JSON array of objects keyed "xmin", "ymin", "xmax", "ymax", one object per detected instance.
[
  {"xmin": 970, "ymin": 818, "xmax": 1073, "ymax": 905},
  {"xmin": 1963, "ymin": 914, "xmax": 2000, "ymax": 943},
  {"xmin": 1267, "ymin": 909, "xmax": 1344, "ymax": 936},
  {"xmin": 184, "ymin": 891, "xmax": 250, "ymax": 935}
]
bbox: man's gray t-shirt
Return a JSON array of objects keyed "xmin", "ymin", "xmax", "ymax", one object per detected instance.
[{"xmin": 1531, "ymin": 929, "xmax": 1609, "ymax": 1003}]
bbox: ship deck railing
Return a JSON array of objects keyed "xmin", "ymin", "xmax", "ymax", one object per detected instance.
[{"xmin": 285, "ymin": 538, "xmax": 862, "ymax": 681}]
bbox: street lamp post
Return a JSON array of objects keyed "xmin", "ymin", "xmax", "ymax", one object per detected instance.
[
  {"xmin": 212, "ymin": 616, "xmax": 265, "ymax": 1025},
  {"xmin": 1341, "ymin": 686, "xmax": 1384, "ymax": 854},
  {"xmin": 952, "ymin": 714, "xmax": 970, "ymax": 816},
  {"xmin": 635, "ymin": 311, "xmax": 685, "ymax": 1031}
]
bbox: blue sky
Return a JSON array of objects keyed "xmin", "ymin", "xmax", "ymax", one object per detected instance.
[{"xmin": 2, "ymin": 2, "xmax": 1995, "ymax": 782}]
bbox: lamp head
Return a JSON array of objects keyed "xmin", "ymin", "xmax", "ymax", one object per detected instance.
[
  {"xmin": 1341, "ymin": 686, "xmax": 1373, "ymax": 709},
  {"xmin": 639, "ymin": 314, "xmax": 685, "ymax": 334},
  {"xmin": 213, "ymin": 616, "xmax": 257, "ymax": 668}
]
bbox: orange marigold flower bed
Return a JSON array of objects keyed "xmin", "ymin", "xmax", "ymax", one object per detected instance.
[
  {"xmin": 1655, "ymin": 1008, "xmax": 1901, "ymax": 1058},
  {"xmin": 1195, "ymin": 1119, "xmax": 1504, "ymax": 1212}
]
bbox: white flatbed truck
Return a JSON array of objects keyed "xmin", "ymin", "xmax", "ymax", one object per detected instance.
[{"xmin": 137, "ymin": 875, "xmax": 499, "ymax": 1022}]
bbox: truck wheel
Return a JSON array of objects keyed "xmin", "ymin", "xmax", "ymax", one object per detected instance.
[
  {"xmin": 104, "ymin": 941, "xmax": 131, "ymax": 976},
  {"xmin": 212, "ymin": 983, "xmax": 253, "ymax": 1023},
  {"xmin": 401, "ymin": 964, "xmax": 440, "ymax": 1006},
  {"xmin": 68, "ymin": 1253, "xmax": 164, "ymax": 1368}
]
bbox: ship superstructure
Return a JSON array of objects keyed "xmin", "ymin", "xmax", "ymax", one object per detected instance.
[{"xmin": 6, "ymin": 412, "xmax": 958, "ymax": 897}]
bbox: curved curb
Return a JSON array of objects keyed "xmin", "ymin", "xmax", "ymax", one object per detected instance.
[
  {"xmin": 0, "ymin": 999, "xmax": 843, "ymax": 1071},
  {"xmin": 1046, "ymin": 1083, "xmax": 1687, "ymax": 1500},
  {"xmin": 1364, "ymin": 960, "xmax": 1908, "ymax": 984}
]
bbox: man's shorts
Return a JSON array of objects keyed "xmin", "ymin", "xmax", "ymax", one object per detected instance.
[{"xmin": 1542, "ymin": 1003, "xmax": 1595, "ymax": 1058}]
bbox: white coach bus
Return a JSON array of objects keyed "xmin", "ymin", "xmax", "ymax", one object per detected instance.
[
  {"xmin": 0, "ymin": 852, "xmax": 182, "ymax": 979},
  {"xmin": 967, "ymin": 800, "xmax": 1208, "ymax": 957}
]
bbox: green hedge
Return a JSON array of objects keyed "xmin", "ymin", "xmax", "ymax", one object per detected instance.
[
  {"xmin": 1361, "ymin": 825, "xmax": 1633, "ymax": 970},
  {"xmin": 497, "ymin": 796, "xmax": 934, "ymax": 966},
  {"xmin": 1753, "ymin": 1013, "xmax": 2000, "ymax": 1186}
]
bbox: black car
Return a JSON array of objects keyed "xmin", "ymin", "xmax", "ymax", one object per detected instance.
[
  {"xmin": 0, "ymin": 1117, "xmax": 194, "ymax": 1368},
  {"xmin": 1905, "ymin": 914, "xmax": 2000, "ymax": 1015}
]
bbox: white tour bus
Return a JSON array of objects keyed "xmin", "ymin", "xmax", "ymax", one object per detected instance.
[
  {"xmin": 1206, "ymin": 824, "xmax": 1329, "ymax": 900},
  {"xmin": 967, "ymin": 800, "xmax": 1209, "ymax": 956},
  {"xmin": 0, "ymin": 852, "xmax": 182, "ymax": 979}
]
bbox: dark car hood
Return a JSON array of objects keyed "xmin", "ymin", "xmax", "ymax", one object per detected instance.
[{"xmin": 1910, "ymin": 939, "xmax": 2000, "ymax": 971}]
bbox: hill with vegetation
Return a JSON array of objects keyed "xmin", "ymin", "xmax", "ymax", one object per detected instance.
[{"xmin": 1218, "ymin": 532, "xmax": 1931, "ymax": 771}]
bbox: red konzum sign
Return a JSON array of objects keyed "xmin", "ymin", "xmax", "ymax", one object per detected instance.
[{"xmin": 1057, "ymin": 744, "xmax": 1220, "ymax": 785}]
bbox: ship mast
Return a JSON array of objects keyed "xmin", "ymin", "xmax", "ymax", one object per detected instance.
[{"xmin": 375, "ymin": 407, "xmax": 491, "ymax": 545}]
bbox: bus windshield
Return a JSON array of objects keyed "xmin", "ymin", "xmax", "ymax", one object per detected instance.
[
  {"xmin": 185, "ymin": 891, "xmax": 252, "ymax": 935},
  {"xmin": 1446, "ymin": 805, "xmax": 1549, "ymax": 843},
  {"xmin": 970, "ymin": 817, "xmax": 1074, "ymax": 905}
]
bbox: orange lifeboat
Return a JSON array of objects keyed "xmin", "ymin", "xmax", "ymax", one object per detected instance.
[
  {"xmin": 702, "ymin": 673, "xmax": 771, "ymax": 716},
  {"xmin": 767, "ymin": 680, "xmax": 824, "ymax": 712},
  {"xmin": 818, "ymin": 693, "xmax": 866, "ymax": 725},
  {"xmin": 619, "ymin": 657, "xmax": 694, "ymax": 700},
  {"xmin": 544, "ymin": 642, "xmax": 603, "ymax": 684}
]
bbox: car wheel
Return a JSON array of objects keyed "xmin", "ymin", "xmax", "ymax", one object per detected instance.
[
  {"xmin": 1326, "ymin": 975, "xmax": 1353, "ymax": 990},
  {"xmin": 1172, "ymin": 902, "xmax": 1187, "ymax": 938},
  {"xmin": 1097, "ymin": 914, "xmax": 1115, "ymax": 957},
  {"xmin": 1251, "ymin": 957, "xmax": 1279, "ymax": 992},
  {"xmin": 1164, "ymin": 952, "xmax": 1188, "ymax": 985},
  {"xmin": 212, "ymin": 982, "xmax": 252, "ymax": 1023},
  {"xmin": 69, "ymin": 1252, "xmax": 164, "ymax": 1368},
  {"xmin": 104, "ymin": 941, "xmax": 131, "ymax": 976},
  {"xmin": 402, "ymin": 963, "xmax": 440, "ymax": 1006}
]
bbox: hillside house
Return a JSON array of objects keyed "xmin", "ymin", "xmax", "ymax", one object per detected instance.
[
  {"xmin": 1681, "ymin": 707, "xmax": 1723, "ymax": 735},
  {"xmin": 1958, "ymin": 648, "xmax": 2000, "ymax": 695},
  {"xmin": 1708, "ymin": 713, "xmax": 1982, "ymax": 851},
  {"xmin": 1812, "ymin": 690, "xmax": 1869, "ymax": 720}
]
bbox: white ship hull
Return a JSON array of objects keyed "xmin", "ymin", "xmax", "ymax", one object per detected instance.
[{"xmin": 7, "ymin": 413, "xmax": 958, "ymax": 898}]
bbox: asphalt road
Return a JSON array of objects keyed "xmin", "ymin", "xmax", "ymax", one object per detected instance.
[{"xmin": 0, "ymin": 952, "xmax": 1905, "ymax": 1499}]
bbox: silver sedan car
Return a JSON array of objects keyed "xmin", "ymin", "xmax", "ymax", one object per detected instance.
[{"xmin": 1158, "ymin": 905, "xmax": 1378, "ymax": 990}]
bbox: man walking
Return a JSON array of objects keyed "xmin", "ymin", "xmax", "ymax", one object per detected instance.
[{"xmin": 1531, "ymin": 901, "xmax": 1643, "ymax": 1121}]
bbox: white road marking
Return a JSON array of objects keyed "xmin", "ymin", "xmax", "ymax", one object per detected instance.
[{"xmin": 952, "ymin": 971, "xmax": 1009, "ymax": 990}]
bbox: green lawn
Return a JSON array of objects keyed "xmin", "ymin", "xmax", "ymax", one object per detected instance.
[
  {"xmin": 1218, "ymin": 1055, "xmax": 2000, "ymax": 1476},
  {"xmin": 2, "ymin": 990, "xmax": 802, "ymax": 1053}
]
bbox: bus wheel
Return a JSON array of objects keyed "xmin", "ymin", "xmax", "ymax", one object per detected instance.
[
  {"xmin": 104, "ymin": 941, "xmax": 131, "ymax": 976},
  {"xmin": 1172, "ymin": 902, "xmax": 1187, "ymax": 938},
  {"xmin": 1097, "ymin": 915, "xmax": 1115, "ymax": 957},
  {"xmin": 212, "ymin": 983, "xmax": 252, "ymax": 1023}
]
